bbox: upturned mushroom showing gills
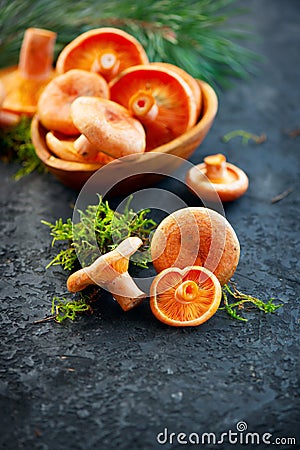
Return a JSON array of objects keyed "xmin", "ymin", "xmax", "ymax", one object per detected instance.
[
  {"xmin": 67, "ymin": 237, "xmax": 146, "ymax": 311},
  {"xmin": 0, "ymin": 28, "xmax": 57, "ymax": 115},
  {"xmin": 37, "ymin": 69, "xmax": 109, "ymax": 135},
  {"xmin": 109, "ymin": 63, "xmax": 198, "ymax": 151},
  {"xmin": 150, "ymin": 266, "xmax": 222, "ymax": 327},
  {"xmin": 150, "ymin": 207, "xmax": 240, "ymax": 286},
  {"xmin": 70, "ymin": 96, "xmax": 146, "ymax": 158},
  {"xmin": 186, "ymin": 153, "xmax": 249, "ymax": 202},
  {"xmin": 56, "ymin": 27, "xmax": 149, "ymax": 82}
]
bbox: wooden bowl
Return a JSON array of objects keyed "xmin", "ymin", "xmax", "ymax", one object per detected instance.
[{"xmin": 31, "ymin": 80, "xmax": 218, "ymax": 193}]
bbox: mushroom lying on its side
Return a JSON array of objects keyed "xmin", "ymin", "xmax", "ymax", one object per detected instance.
[{"xmin": 67, "ymin": 237, "xmax": 146, "ymax": 311}]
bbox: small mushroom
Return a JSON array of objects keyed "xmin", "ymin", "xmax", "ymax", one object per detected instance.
[
  {"xmin": 71, "ymin": 96, "xmax": 146, "ymax": 158},
  {"xmin": 0, "ymin": 28, "xmax": 57, "ymax": 115},
  {"xmin": 186, "ymin": 153, "xmax": 249, "ymax": 202},
  {"xmin": 67, "ymin": 237, "xmax": 146, "ymax": 311}
]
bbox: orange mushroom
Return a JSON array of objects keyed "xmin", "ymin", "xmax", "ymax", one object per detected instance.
[
  {"xmin": 0, "ymin": 81, "xmax": 20, "ymax": 127},
  {"xmin": 150, "ymin": 266, "xmax": 222, "ymax": 327},
  {"xmin": 56, "ymin": 27, "xmax": 149, "ymax": 82},
  {"xmin": 67, "ymin": 237, "xmax": 146, "ymax": 311},
  {"xmin": 45, "ymin": 131, "xmax": 115, "ymax": 164},
  {"xmin": 0, "ymin": 28, "xmax": 57, "ymax": 115},
  {"xmin": 37, "ymin": 69, "xmax": 109, "ymax": 135},
  {"xmin": 186, "ymin": 153, "xmax": 249, "ymax": 202},
  {"xmin": 109, "ymin": 63, "xmax": 199, "ymax": 150},
  {"xmin": 152, "ymin": 62, "xmax": 202, "ymax": 118},
  {"xmin": 70, "ymin": 96, "xmax": 146, "ymax": 158},
  {"xmin": 150, "ymin": 207, "xmax": 240, "ymax": 286}
]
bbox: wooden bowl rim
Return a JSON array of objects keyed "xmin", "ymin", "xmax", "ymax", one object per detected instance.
[{"xmin": 31, "ymin": 79, "xmax": 218, "ymax": 172}]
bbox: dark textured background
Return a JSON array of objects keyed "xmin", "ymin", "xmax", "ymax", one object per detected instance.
[{"xmin": 0, "ymin": 1, "xmax": 299, "ymax": 449}]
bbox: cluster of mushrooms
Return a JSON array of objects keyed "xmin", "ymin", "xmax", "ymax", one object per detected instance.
[
  {"xmin": 0, "ymin": 27, "xmax": 249, "ymax": 325},
  {"xmin": 67, "ymin": 206, "xmax": 240, "ymax": 327}
]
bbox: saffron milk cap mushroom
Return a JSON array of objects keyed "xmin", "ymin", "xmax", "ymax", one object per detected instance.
[
  {"xmin": 67, "ymin": 237, "xmax": 146, "ymax": 311},
  {"xmin": 71, "ymin": 96, "xmax": 146, "ymax": 158},
  {"xmin": 56, "ymin": 27, "xmax": 149, "ymax": 82},
  {"xmin": 150, "ymin": 206, "xmax": 240, "ymax": 286},
  {"xmin": 0, "ymin": 81, "xmax": 20, "ymax": 127},
  {"xmin": 0, "ymin": 28, "xmax": 57, "ymax": 115},
  {"xmin": 186, "ymin": 153, "xmax": 249, "ymax": 202},
  {"xmin": 150, "ymin": 266, "xmax": 222, "ymax": 327}
]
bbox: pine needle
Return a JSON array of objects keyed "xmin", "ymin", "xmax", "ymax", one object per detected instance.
[{"xmin": 0, "ymin": 0, "xmax": 261, "ymax": 88}]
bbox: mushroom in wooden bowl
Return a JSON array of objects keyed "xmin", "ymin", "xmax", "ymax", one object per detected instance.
[{"xmin": 31, "ymin": 78, "xmax": 218, "ymax": 193}]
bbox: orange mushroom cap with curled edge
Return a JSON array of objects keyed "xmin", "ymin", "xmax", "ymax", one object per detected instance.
[
  {"xmin": 186, "ymin": 153, "xmax": 249, "ymax": 202},
  {"xmin": 67, "ymin": 237, "xmax": 146, "ymax": 311},
  {"xmin": 150, "ymin": 265, "xmax": 222, "ymax": 327},
  {"xmin": 56, "ymin": 27, "xmax": 149, "ymax": 82}
]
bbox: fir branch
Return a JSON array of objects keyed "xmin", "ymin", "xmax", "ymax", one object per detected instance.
[
  {"xmin": 0, "ymin": 0, "xmax": 260, "ymax": 88},
  {"xmin": 0, "ymin": 116, "xmax": 46, "ymax": 178},
  {"xmin": 219, "ymin": 282, "xmax": 283, "ymax": 322}
]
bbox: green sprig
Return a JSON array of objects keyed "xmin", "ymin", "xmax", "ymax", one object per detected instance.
[
  {"xmin": 220, "ymin": 282, "xmax": 283, "ymax": 322},
  {"xmin": 222, "ymin": 129, "xmax": 267, "ymax": 145},
  {"xmin": 0, "ymin": 116, "xmax": 46, "ymax": 179},
  {"xmin": 43, "ymin": 195, "xmax": 157, "ymax": 271},
  {"xmin": 51, "ymin": 295, "xmax": 92, "ymax": 323}
]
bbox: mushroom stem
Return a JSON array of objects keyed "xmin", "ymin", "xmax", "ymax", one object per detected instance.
[
  {"xmin": 203, "ymin": 153, "xmax": 227, "ymax": 182},
  {"xmin": 67, "ymin": 237, "xmax": 146, "ymax": 311},
  {"xmin": 175, "ymin": 280, "xmax": 199, "ymax": 303},
  {"xmin": 0, "ymin": 110, "xmax": 21, "ymax": 128},
  {"xmin": 91, "ymin": 52, "xmax": 120, "ymax": 79},
  {"xmin": 19, "ymin": 28, "xmax": 57, "ymax": 80},
  {"xmin": 74, "ymin": 134, "xmax": 99, "ymax": 159},
  {"xmin": 129, "ymin": 90, "xmax": 159, "ymax": 122}
]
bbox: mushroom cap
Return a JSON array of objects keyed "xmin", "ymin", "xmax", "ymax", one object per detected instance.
[
  {"xmin": 0, "ymin": 81, "xmax": 6, "ymax": 107},
  {"xmin": 37, "ymin": 69, "xmax": 109, "ymax": 135},
  {"xmin": 71, "ymin": 96, "xmax": 146, "ymax": 158},
  {"xmin": 0, "ymin": 67, "xmax": 55, "ymax": 115},
  {"xmin": 109, "ymin": 63, "xmax": 199, "ymax": 150},
  {"xmin": 150, "ymin": 207, "xmax": 240, "ymax": 286},
  {"xmin": 151, "ymin": 62, "xmax": 202, "ymax": 118},
  {"xmin": 186, "ymin": 158, "xmax": 249, "ymax": 202},
  {"xmin": 150, "ymin": 265, "xmax": 222, "ymax": 327},
  {"xmin": 56, "ymin": 27, "xmax": 149, "ymax": 81}
]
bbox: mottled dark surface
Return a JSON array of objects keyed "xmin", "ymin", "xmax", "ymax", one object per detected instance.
[{"xmin": 0, "ymin": 1, "xmax": 299, "ymax": 449}]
